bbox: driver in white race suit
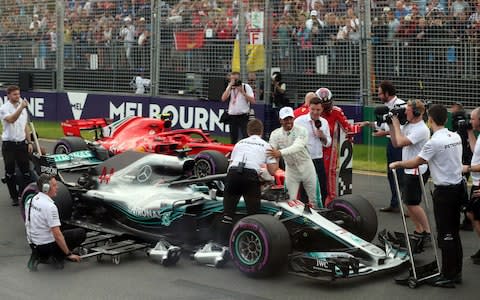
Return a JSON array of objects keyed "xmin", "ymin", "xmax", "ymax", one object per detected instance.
[{"xmin": 268, "ymin": 107, "xmax": 322, "ymax": 209}]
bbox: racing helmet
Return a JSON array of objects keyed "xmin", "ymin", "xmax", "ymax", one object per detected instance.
[{"xmin": 315, "ymin": 87, "xmax": 333, "ymax": 112}]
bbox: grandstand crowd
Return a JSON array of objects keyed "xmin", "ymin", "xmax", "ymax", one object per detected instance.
[{"xmin": 0, "ymin": 0, "xmax": 480, "ymax": 71}]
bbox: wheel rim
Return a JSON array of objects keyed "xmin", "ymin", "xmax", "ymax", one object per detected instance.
[
  {"xmin": 235, "ymin": 230, "xmax": 263, "ymax": 266},
  {"xmin": 329, "ymin": 210, "xmax": 358, "ymax": 234},
  {"xmin": 55, "ymin": 144, "xmax": 70, "ymax": 154},
  {"xmin": 23, "ymin": 192, "xmax": 35, "ymax": 207},
  {"xmin": 194, "ymin": 159, "xmax": 212, "ymax": 178}
]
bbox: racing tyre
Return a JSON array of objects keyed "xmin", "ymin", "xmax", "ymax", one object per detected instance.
[
  {"xmin": 54, "ymin": 136, "xmax": 88, "ymax": 154},
  {"xmin": 230, "ymin": 214, "xmax": 290, "ymax": 277},
  {"xmin": 193, "ymin": 150, "xmax": 229, "ymax": 178},
  {"xmin": 53, "ymin": 182, "xmax": 73, "ymax": 221},
  {"xmin": 327, "ymin": 195, "xmax": 378, "ymax": 242},
  {"xmin": 20, "ymin": 182, "xmax": 39, "ymax": 221},
  {"xmin": 20, "ymin": 181, "xmax": 72, "ymax": 221}
]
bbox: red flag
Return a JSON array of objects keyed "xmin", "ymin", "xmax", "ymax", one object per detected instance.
[{"xmin": 174, "ymin": 30, "xmax": 205, "ymax": 50}]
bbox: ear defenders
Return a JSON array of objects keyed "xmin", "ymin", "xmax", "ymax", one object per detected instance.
[
  {"xmin": 37, "ymin": 173, "xmax": 52, "ymax": 193},
  {"xmin": 411, "ymin": 100, "xmax": 422, "ymax": 117},
  {"xmin": 42, "ymin": 183, "xmax": 51, "ymax": 193}
]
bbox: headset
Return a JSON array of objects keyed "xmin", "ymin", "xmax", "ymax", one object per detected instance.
[
  {"xmin": 37, "ymin": 173, "xmax": 52, "ymax": 193},
  {"xmin": 411, "ymin": 99, "xmax": 422, "ymax": 117}
]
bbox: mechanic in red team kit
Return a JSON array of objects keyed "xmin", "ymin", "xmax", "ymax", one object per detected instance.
[
  {"xmin": 316, "ymin": 87, "xmax": 368, "ymax": 205},
  {"xmin": 293, "ymin": 92, "xmax": 317, "ymax": 118}
]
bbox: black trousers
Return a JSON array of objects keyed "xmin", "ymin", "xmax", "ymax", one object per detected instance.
[
  {"xmin": 2, "ymin": 141, "xmax": 31, "ymax": 200},
  {"xmin": 433, "ymin": 183, "xmax": 464, "ymax": 279},
  {"xmin": 218, "ymin": 168, "xmax": 260, "ymax": 244},
  {"xmin": 229, "ymin": 114, "xmax": 249, "ymax": 144},
  {"xmin": 32, "ymin": 228, "xmax": 86, "ymax": 261},
  {"xmin": 223, "ymin": 168, "xmax": 261, "ymax": 218},
  {"xmin": 386, "ymin": 139, "xmax": 403, "ymax": 208}
]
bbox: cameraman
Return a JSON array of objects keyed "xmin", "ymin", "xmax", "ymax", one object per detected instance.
[
  {"xmin": 389, "ymin": 100, "xmax": 431, "ymax": 240},
  {"xmin": 390, "ymin": 104, "xmax": 464, "ymax": 288},
  {"xmin": 451, "ymin": 102, "xmax": 473, "ymax": 231},
  {"xmin": 462, "ymin": 107, "xmax": 480, "ymax": 264},
  {"xmin": 375, "ymin": 80, "xmax": 406, "ymax": 213},
  {"xmin": 271, "ymin": 72, "xmax": 288, "ymax": 108},
  {"xmin": 221, "ymin": 72, "xmax": 255, "ymax": 144}
]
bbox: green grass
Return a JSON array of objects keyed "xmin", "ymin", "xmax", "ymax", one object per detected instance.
[{"xmin": 27, "ymin": 121, "xmax": 387, "ymax": 173}]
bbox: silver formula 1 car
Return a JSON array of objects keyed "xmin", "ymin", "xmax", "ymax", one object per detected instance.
[{"xmin": 22, "ymin": 151, "xmax": 408, "ymax": 280}]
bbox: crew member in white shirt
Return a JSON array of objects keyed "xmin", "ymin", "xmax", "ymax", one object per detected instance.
[
  {"xmin": 25, "ymin": 174, "xmax": 85, "ymax": 271},
  {"xmin": 219, "ymin": 119, "xmax": 278, "ymax": 243},
  {"xmin": 294, "ymin": 96, "xmax": 331, "ymax": 202},
  {"xmin": 0, "ymin": 85, "xmax": 34, "ymax": 206},
  {"xmin": 389, "ymin": 100, "xmax": 431, "ymax": 241},
  {"xmin": 390, "ymin": 104, "xmax": 465, "ymax": 288},
  {"xmin": 374, "ymin": 80, "xmax": 406, "ymax": 213},
  {"xmin": 462, "ymin": 107, "xmax": 480, "ymax": 264}
]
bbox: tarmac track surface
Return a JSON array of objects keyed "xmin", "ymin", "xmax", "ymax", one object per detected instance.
[{"xmin": 0, "ymin": 140, "xmax": 479, "ymax": 300}]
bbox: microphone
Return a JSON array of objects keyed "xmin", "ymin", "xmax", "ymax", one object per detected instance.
[{"xmin": 314, "ymin": 119, "xmax": 322, "ymax": 129}]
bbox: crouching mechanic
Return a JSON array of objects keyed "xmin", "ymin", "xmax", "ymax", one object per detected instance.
[
  {"xmin": 219, "ymin": 119, "xmax": 279, "ymax": 244},
  {"xmin": 25, "ymin": 174, "xmax": 86, "ymax": 271},
  {"xmin": 389, "ymin": 100, "xmax": 431, "ymax": 240},
  {"xmin": 268, "ymin": 107, "xmax": 322, "ymax": 209},
  {"xmin": 390, "ymin": 104, "xmax": 464, "ymax": 288},
  {"xmin": 463, "ymin": 107, "xmax": 480, "ymax": 264}
]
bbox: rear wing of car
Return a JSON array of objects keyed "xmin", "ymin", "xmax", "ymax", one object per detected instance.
[
  {"xmin": 32, "ymin": 150, "xmax": 104, "ymax": 176},
  {"xmin": 61, "ymin": 118, "xmax": 111, "ymax": 138}
]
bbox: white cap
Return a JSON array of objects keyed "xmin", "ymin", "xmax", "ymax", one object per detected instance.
[
  {"xmin": 124, "ymin": 16, "xmax": 132, "ymax": 22},
  {"xmin": 279, "ymin": 107, "xmax": 295, "ymax": 119},
  {"xmin": 139, "ymin": 17, "xmax": 145, "ymax": 22},
  {"xmin": 404, "ymin": 15, "xmax": 412, "ymax": 21},
  {"xmin": 310, "ymin": 10, "xmax": 318, "ymax": 16},
  {"xmin": 383, "ymin": 7, "xmax": 391, "ymax": 13}
]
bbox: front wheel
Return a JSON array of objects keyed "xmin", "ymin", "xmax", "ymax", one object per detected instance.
[
  {"xmin": 230, "ymin": 214, "xmax": 290, "ymax": 277},
  {"xmin": 327, "ymin": 194, "xmax": 378, "ymax": 242}
]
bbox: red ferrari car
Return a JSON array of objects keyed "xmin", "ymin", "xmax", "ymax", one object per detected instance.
[{"xmin": 54, "ymin": 116, "xmax": 233, "ymax": 177}]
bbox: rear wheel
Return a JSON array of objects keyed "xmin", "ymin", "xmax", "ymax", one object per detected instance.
[
  {"xmin": 193, "ymin": 150, "xmax": 229, "ymax": 178},
  {"xmin": 20, "ymin": 183, "xmax": 39, "ymax": 221},
  {"xmin": 327, "ymin": 194, "xmax": 378, "ymax": 242},
  {"xmin": 54, "ymin": 137, "xmax": 88, "ymax": 154},
  {"xmin": 20, "ymin": 181, "xmax": 72, "ymax": 221},
  {"xmin": 230, "ymin": 214, "xmax": 290, "ymax": 277}
]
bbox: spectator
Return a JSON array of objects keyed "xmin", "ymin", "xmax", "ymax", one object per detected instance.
[
  {"xmin": 221, "ymin": 71, "xmax": 255, "ymax": 144},
  {"xmin": 119, "ymin": 16, "xmax": 135, "ymax": 68}
]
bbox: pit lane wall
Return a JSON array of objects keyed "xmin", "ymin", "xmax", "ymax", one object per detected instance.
[{"xmin": 0, "ymin": 91, "xmax": 365, "ymax": 139}]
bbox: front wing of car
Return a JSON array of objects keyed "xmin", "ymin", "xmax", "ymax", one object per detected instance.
[{"xmin": 274, "ymin": 201, "xmax": 409, "ymax": 280}]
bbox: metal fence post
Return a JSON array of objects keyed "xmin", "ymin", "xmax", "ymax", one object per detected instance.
[
  {"xmin": 263, "ymin": 0, "xmax": 272, "ymax": 105},
  {"xmin": 150, "ymin": 0, "xmax": 161, "ymax": 96},
  {"xmin": 55, "ymin": 0, "xmax": 64, "ymax": 91},
  {"xmin": 359, "ymin": 0, "xmax": 372, "ymax": 106}
]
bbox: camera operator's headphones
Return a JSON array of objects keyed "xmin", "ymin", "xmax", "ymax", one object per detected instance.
[
  {"xmin": 37, "ymin": 174, "xmax": 52, "ymax": 193},
  {"xmin": 411, "ymin": 100, "xmax": 422, "ymax": 117}
]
